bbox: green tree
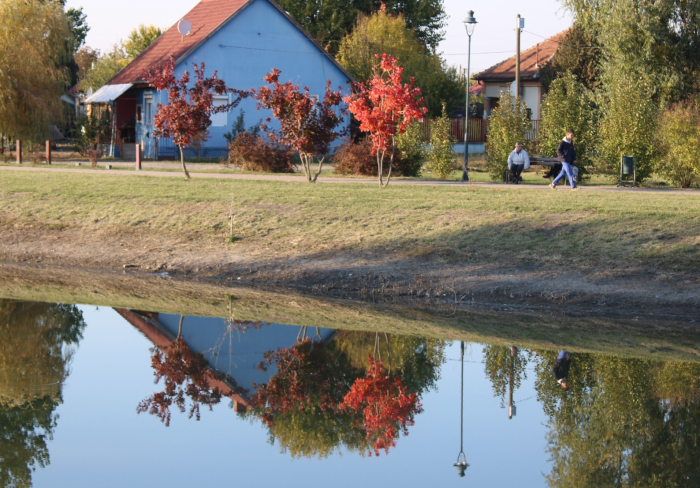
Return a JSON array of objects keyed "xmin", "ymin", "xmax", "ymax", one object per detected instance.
[
  {"xmin": 597, "ymin": 75, "xmax": 658, "ymax": 182},
  {"xmin": 482, "ymin": 346, "xmax": 530, "ymax": 408},
  {"xmin": 0, "ymin": 300, "xmax": 86, "ymax": 487},
  {"xmin": 539, "ymin": 23, "xmax": 602, "ymax": 93},
  {"xmin": 395, "ymin": 120, "xmax": 426, "ymax": 177},
  {"xmin": 485, "ymin": 94, "xmax": 532, "ymax": 181},
  {"xmin": 425, "ymin": 104, "xmax": 457, "ymax": 178},
  {"xmin": 81, "ymin": 44, "xmax": 129, "ymax": 92},
  {"xmin": 276, "ymin": 0, "xmax": 446, "ymax": 53},
  {"xmin": 0, "ymin": 0, "xmax": 72, "ymax": 141},
  {"xmin": 538, "ymin": 72, "xmax": 597, "ymax": 177},
  {"xmin": 124, "ymin": 24, "xmax": 163, "ymax": 60},
  {"xmin": 337, "ymin": 5, "xmax": 463, "ymax": 116},
  {"xmin": 657, "ymin": 99, "xmax": 700, "ymax": 188}
]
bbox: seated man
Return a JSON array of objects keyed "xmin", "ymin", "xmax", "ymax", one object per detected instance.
[{"xmin": 507, "ymin": 142, "xmax": 530, "ymax": 184}]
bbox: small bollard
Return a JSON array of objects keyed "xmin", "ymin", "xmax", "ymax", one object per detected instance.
[
  {"xmin": 106, "ymin": 164, "xmax": 113, "ymax": 169},
  {"xmin": 135, "ymin": 143, "xmax": 142, "ymax": 170},
  {"xmin": 46, "ymin": 141, "xmax": 51, "ymax": 164},
  {"xmin": 16, "ymin": 140, "xmax": 21, "ymax": 164},
  {"xmin": 75, "ymin": 162, "xmax": 81, "ymax": 166}
]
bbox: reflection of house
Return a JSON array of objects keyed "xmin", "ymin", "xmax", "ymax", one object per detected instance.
[
  {"xmin": 115, "ymin": 309, "xmax": 335, "ymax": 411},
  {"xmin": 474, "ymin": 30, "xmax": 568, "ymax": 121},
  {"xmin": 85, "ymin": 0, "xmax": 352, "ymax": 160}
]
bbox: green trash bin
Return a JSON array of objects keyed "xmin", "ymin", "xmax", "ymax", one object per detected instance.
[{"xmin": 619, "ymin": 156, "xmax": 636, "ymax": 187}]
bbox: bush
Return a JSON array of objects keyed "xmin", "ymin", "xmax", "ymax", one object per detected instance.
[
  {"xmin": 395, "ymin": 121, "xmax": 425, "ymax": 177},
  {"xmin": 597, "ymin": 76, "xmax": 658, "ymax": 182},
  {"xmin": 333, "ymin": 138, "xmax": 418, "ymax": 177},
  {"xmin": 538, "ymin": 72, "xmax": 597, "ymax": 180},
  {"xmin": 425, "ymin": 105, "xmax": 457, "ymax": 179},
  {"xmin": 226, "ymin": 132, "xmax": 295, "ymax": 173},
  {"xmin": 485, "ymin": 94, "xmax": 532, "ymax": 181},
  {"xmin": 74, "ymin": 114, "xmax": 109, "ymax": 167},
  {"xmin": 657, "ymin": 99, "xmax": 700, "ymax": 188}
]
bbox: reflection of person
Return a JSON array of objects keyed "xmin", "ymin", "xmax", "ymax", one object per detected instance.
[
  {"xmin": 552, "ymin": 351, "xmax": 572, "ymax": 390},
  {"xmin": 507, "ymin": 142, "xmax": 530, "ymax": 184},
  {"xmin": 550, "ymin": 129, "xmax": 578, "ymax": 190}
]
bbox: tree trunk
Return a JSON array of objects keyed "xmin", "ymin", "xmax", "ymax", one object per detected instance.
[
  {"xmin": 179, "ymin": 144, "xmax": 190, "ymax": 180},
  {"xmin": 177, "ymin": 315, "xmax": 184, "ymax": 340},
  {"xmin": 311, "ymin": 155, "xmax": 325, "ymax": 183},
  {"xmin": 382, "ymin": 138, "xmax": 396, "ymax": 188}
]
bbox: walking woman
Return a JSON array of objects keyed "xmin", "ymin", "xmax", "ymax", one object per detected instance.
[{"xmin": 550, "ymin": 129, "xmax": 579, "ymax": 191}]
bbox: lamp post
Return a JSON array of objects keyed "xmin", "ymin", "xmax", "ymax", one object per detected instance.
[
  {"xmin": 461, "ymin": 10, "xmax": 477, "ymax": 182},
  {"xmin": 454, "ymin": 341, "xmax": 469, "ymax": 477}
]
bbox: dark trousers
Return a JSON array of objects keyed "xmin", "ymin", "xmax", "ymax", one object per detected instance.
[
  {"xmin": 511, "ymin": 164, "xmax": 524, "ymax": 182},
  {"xmin": 545, "ymin": 163, "xmax": 562, "ymax": 178}
]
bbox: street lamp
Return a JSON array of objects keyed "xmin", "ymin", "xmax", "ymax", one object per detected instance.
[
  {"xmin": 462, "ymin": 10, "xmax": 477, "ymax": 182},
  {"xmin": 453, "ymin": 341, "xmax": 469, "ymax": 477}
]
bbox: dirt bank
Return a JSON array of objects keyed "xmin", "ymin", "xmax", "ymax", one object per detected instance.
[{"xmin": 1, "ymin": 223, "xmax": 698, "ymax": 319}]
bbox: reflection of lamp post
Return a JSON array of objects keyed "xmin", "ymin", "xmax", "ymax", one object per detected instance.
[
  {"xmin": 461, "ymin": 10, "xmax": 478, "ymax": 182},
  {"xmin": 454, "ymin": 341, "xmax": 469, "ymax": 477},
  {"xmin": 508, "ymin": 346, "xmax": 517, "ymax": 419}
]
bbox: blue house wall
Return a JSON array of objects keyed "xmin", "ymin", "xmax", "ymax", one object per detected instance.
[{"xmin": 134, "ymin": 0, "xmax": 352, "ymax": 159}]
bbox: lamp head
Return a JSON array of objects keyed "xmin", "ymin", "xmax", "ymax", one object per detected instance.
[{"xmin": 463, "ymin": 10, "xmax": 477, "ymax": 36}]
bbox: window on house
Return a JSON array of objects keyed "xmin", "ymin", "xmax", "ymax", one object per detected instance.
[
  {"xmin": 144, "ymin": 96, "xmax": 153, "ymax": 125},
  {"xmin": 136, "ymin": 104, "xmax": 142, "ymax": 124},
  {"xmin": 210, "ymin": 95, "xmax": 229, "ymax": 127}
]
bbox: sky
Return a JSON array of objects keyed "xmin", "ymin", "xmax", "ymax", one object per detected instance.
[{"xmin": 64, "ymin": 0, "xmax": 572, "ymax": 74}]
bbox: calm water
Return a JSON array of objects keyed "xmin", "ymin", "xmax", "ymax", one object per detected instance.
[{"xmin": 1, "ymin": 299, "xmax": 699, "ymax": 487}]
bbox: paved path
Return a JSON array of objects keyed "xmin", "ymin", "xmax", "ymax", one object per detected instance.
[{"xmin": 1, "ymin": 164, "xmax": 698, "ymax": 193}]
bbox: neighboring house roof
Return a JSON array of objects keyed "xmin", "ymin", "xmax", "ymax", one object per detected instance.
[
  {"xmin": 108, "ymin": 0, "xmax": 353, "ymax": 86},
  {"xmin": 469, "ymin": 83, "xmax": 483, "ymax": 97},
  {"xmin": 474, "ymin": 29, "xmax": 569, "ymax": 83}
]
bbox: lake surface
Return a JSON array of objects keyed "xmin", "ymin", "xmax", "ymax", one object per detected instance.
[{"xmin": 1, "ymin": 299, "xmax": 699, "ymax": 487}]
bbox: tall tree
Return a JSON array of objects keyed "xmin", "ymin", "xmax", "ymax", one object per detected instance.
[
  {"xmin": 124, "ymin": 25, "xmax": 163, "ymax": 60},
  {"xmin": 80, "ymin": 44, "xmax": 129, "ymax": 92},
  {"xmin": 337, "ymin": 4, "xmax": 463, "ymax": 116},
  {"xmin": 539, "ymin": 23, "xmax": 601, "ymax": 93},
  {"xmin": 276, "ymin": 0, "xmax": 446, "ymax": 53},
  {"xmin": 144, "ymin": 57, "xmax": 247, "ymax": 179},
  {"xmin": 252, "ymin": 69, "xmax": 347, "ymax": 183},
  {"xmin": 345, "ymin": 54, "xmax": 427, "ymax": 187},
  {"xmin": 0, "ymin": 0, "xmax": 72, "ymax": 141}
]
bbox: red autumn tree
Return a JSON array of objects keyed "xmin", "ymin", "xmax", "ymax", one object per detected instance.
[
  {"xmin": 340, "ymin": 356, "xmax": 422, "ymax": 456},
  {"xmin": 252, "ymin": 69, "xmax": 347, "ymax": 183},
  {"xmin": 251, "ymin": 338, "xmax": 356, "ymax": 428},
  {"xmin": 345, "ymin": 54, "xmax": 427, "ymax": 187},
  {"xmin": 144, "ymin": 57, "xmax": 247, "ymax": 179},
  {"xmin": 137, "ymin": 337, "xmax": 232, "ymax": 426}
]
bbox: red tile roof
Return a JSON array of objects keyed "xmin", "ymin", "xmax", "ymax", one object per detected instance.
[
  {"xmin": 108, "ymin": 0, "xmax": 352, "ymax": 85},
  {"xmin": 474, "ymin": 29, "xmax": 570, "ymax": 82}
]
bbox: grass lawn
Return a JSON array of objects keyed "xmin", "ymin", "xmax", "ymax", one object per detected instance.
[{"xmin": 1, "ymin": 170, "xmax": 699, "ymax": 274}]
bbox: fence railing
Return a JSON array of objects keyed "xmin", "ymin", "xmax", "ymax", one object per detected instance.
[
  {"xmin": 418, "ymin": 118, "xmax": 487, "ymax": 143},
  {"xmin": 418, "ymin": 118, "xmax": 541, "ymax": 145}
]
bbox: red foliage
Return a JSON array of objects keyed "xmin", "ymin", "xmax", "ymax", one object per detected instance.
[
  {"xmin": 251, "ymin": 339, "xmax": 352, "ymax": 428},
  {"xmin": 226, "ymin": 131, "xmax": 296, "ymax": 173},
  {"xmin": 344, "ymin": 54, "xmax": 427, "ymax": 186},
  {"xmin": 137, "ymin": 337, "xmax": 230, "ymax": 426},
  {"xmin": 252, "ymin": 69, "xmax": 347, "ymax": 182},
  {"xmin": 144, "ymin": 57, "xmax": 247, "ymax": 178},
  {"xmin": 340, "ymin": 356, "xmax": 422, "ymax": 456}
]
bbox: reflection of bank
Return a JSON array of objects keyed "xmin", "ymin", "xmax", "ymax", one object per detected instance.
[{"xmin": 115, "ymin": 309, "xmax": 335, "ymax": 411}]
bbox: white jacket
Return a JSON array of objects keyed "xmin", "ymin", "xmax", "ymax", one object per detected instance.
[{"xmin": 508, "ymin": 149, "xmax": 530, "ymax": 169}]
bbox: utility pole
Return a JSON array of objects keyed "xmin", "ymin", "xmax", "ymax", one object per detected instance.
[{"xmin": 515, "ymin": 14, "xmax": 523, "ymax": 99}]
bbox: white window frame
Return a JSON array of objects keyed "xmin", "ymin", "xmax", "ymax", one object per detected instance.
[
  {"xmin": 144, "ymin": 93, "xmax": 154, "ymax": 126},
  {"xmin": 210, "ymin": 95, "xmax": 230, "ymax": 127}
]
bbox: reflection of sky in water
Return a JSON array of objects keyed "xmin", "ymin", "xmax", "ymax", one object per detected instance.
[{"xmin": 32, "ymin": 306, "xmax": 549, "ymax": 488}]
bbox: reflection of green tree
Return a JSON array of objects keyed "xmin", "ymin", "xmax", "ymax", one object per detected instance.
[
  {"xmin": 331, "ymin": 331, "xmax": 446, "ymax": 395},
  {"xmin": 241, "ymin": 331, "xmax": 443, "ymax": 458},
  {"xmin": 532, "ymin": 350, "xmax": 700, "ymax": 487},
  {"xmin": 0, "ymin": 300, "xmax": 86, "ymax": 488},
  {"xmin": 482, "ymin": 345, "xmax": 530, "ymax": 407}
]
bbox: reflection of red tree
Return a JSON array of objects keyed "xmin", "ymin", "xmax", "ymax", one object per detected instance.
[
  {"xmin": 251, "ymin": 339, "xmax": 350, "ymax": 427},
  {"xmin": 137, "ymin": 338, "xmax": 227, "ymax": 426},
  {"xmin": 340, "ymin": 356, "xmax": 422, "ymax": 456}
]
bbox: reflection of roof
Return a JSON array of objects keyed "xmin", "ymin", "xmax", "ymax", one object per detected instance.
[
  {"xmin": 107, "ymin": 0, "xmax": 353, "ymax": 85},
  {"xmin": 115, "ymin": 309, "xmax": 251, "ymax": 410},
  {"xmin": 475, "ymin": 29, "xmax": 569, "ymax": 82}
]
